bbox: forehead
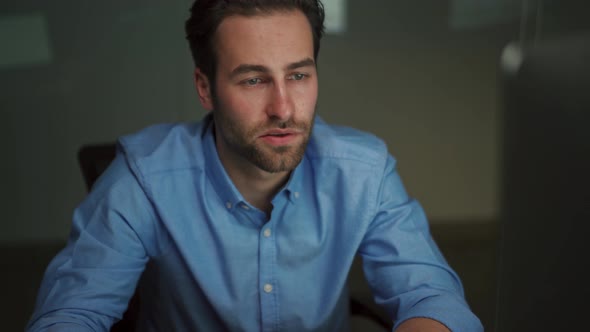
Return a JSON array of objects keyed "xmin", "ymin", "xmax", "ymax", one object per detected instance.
[{"xmin": 213, "ymin": 10, "xmax": 314, "ymax": 72}]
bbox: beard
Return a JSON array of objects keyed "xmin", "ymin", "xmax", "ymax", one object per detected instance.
[{"xmin": 212, "ymin": 110, "xmax": 314, "ymax": 174}]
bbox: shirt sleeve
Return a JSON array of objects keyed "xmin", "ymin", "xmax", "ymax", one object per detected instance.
[
  {"xmin": 26, "ymin": 153, "xmax": 157, "ymax": 332},
  {"xmin": 358, "ymin": 155, "xmax": 483, "ymax": 332}
]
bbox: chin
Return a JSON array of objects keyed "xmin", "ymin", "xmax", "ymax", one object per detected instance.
[{"xmin": 253, "ymin": 150, "xmax": 305, "ymax": 173}]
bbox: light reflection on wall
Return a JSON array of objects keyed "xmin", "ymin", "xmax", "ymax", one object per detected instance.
[
  {"xmin": 450, "ymin": 0, "xmax": 523, "ymax": 30},
  {"xmin": 0, "ymin": 13, "xmax": 52, "ymax": 67},
  {"xmin": 323, "ymin": 0, "xmax": 347, "ymax": 34}
]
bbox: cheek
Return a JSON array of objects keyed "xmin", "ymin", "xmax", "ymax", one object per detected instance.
[
  {"xmin": 219, "ymin": 88, "xmax": 267, "ymax": 117},
  {"xmin": 294, "ymin": 85, "xmax": 318, "ymax": 115}
]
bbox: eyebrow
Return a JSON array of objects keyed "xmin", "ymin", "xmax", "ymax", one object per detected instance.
[
  {"xmin": 286, "ymin": 57, "xmax": 315, "ymax": 71},
  {"xmin": 229, "ymin": 57, "xmax": 315, "ymax": 79}
]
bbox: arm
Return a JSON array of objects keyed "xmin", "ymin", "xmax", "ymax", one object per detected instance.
[
  {"xmin": 26, "ymin": 153, "xmax": 157, "ymax": 331},
  {"xmin": 359, "ymin": 155, "xmax": 483, "ymax": 332},
  {"xmin": 395, "ymin": 318, "xmax": 450, "ymax": 332}
]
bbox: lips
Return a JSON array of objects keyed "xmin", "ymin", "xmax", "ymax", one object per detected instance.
[
  {"xmin": 260, "ymin": 129, "xmax": 298, "ymax": 137},
  {"xmin": 259, "ymin": 129, "xmax": 301, "ymax": 145}
]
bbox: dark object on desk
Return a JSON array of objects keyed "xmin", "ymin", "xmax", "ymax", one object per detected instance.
[
  {"xmin": 77, "ymin": 143, "xmax": 393, "ymax": 332},
  {"xmin": 497, "ymin": 33, "xmax": 590, "ymax": 332}
]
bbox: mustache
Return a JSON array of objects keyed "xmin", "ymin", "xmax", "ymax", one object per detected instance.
[{"xmin": 256, "ymin": 118, "xmax": 310, "ymax": 132}]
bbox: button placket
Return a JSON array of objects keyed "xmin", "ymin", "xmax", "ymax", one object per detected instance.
[{"xmin": 259, "ymin": 216, "xmax": 278, "ymax": 330}]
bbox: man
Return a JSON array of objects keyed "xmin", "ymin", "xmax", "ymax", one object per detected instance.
[{"xmin": 27, "ymin": 0, "xmax": 483, "ymax": 331}]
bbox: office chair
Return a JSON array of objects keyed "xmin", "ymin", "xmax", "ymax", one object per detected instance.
[{"xmin": 78, "ymin": 143, "xmax": 392, "ymax": 332}]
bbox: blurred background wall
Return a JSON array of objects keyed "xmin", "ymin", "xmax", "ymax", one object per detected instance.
[
  {"xmin": 1, "ymin": 0, "xmax": 588, "ymax": 330},
  {"xmin": 0, "ymin": 0, "xmax": 511, "ymax": 244}
]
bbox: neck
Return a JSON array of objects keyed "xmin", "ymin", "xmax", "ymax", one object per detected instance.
[{"xmin": 227, "ymin": 164, "xmax": 290, "ymax": 215}]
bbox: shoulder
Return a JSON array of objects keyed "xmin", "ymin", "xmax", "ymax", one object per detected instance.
[
  {"xmin": 307, "ymin": 116, "xmax": 390, "ymax": 168},
  {"xmin": 117, "ymin": 116, "xmax": 211, "ymax": 176}
]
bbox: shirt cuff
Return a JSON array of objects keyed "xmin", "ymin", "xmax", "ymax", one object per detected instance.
[{"xmin": 393, "ymin": 293, "xmax": 483, "ymax": 332}]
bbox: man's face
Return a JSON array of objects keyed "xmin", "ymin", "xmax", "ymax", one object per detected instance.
[{"xmin": 204, "ymin": 10, "xmax": 318, "ymax": 174}]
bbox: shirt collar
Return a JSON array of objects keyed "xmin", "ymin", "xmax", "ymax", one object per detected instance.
[
  {"xmin": 282, "ymin": 155, "xmax": 304, "ymax": 204},
  {"xmin": 203, "ymin": 118, "xmax": 244, "ymax": 212}
]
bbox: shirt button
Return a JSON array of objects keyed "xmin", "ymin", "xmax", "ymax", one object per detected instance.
[
  {"xmin": 226, "ymin": 202, "xmax": 232, "ymax": 209},
  {"xmin": 263, "ymin": 283, "xmax": 273, "ymax": 293},
  {"xmin": 263, "ymin": 228, "xmax": 271, "ymax": 238},
  {"xmin": 294, "ymin": 191, "xmax": 300, "ymax": 199},
  {"xmin": 241, "ymin": 204, "xmax": 250, "ymax": 210}
]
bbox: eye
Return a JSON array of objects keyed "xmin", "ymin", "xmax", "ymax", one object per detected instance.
[
  {"xmin": 290, "ymin": 73, "xmax": 307, "ymax": 81},
  {"xmin": 243, "ymin": 78, "xmax": 263, "ymax": 86}
]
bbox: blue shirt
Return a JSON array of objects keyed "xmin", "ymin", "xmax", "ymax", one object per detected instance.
[{"xmin": 27, "ymin": 115, "xmax": 482, "ymax": 332}]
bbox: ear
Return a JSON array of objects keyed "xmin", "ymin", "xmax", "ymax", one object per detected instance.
[{"xmin": 194, "ymin": 68, "xmax": 214, "ymax": 111}]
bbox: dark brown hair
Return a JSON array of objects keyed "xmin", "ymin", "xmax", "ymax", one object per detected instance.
[{"xmin": 185, "ymin": 0, "xmax": 325, "ymax": 83}]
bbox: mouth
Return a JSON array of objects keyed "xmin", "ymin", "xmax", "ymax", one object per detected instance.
[
  {"xmin": 260, "ymin": 129, "xmax": 300, "ymax": 137},
  {"xmin": 259, "ymin": 129, "xmax": 301, "ymax": 145}
]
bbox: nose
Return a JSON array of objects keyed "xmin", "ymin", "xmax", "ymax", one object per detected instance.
[{"xmin": 266, "ymin": 82, "xmax": 293, "ymax": 121}]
